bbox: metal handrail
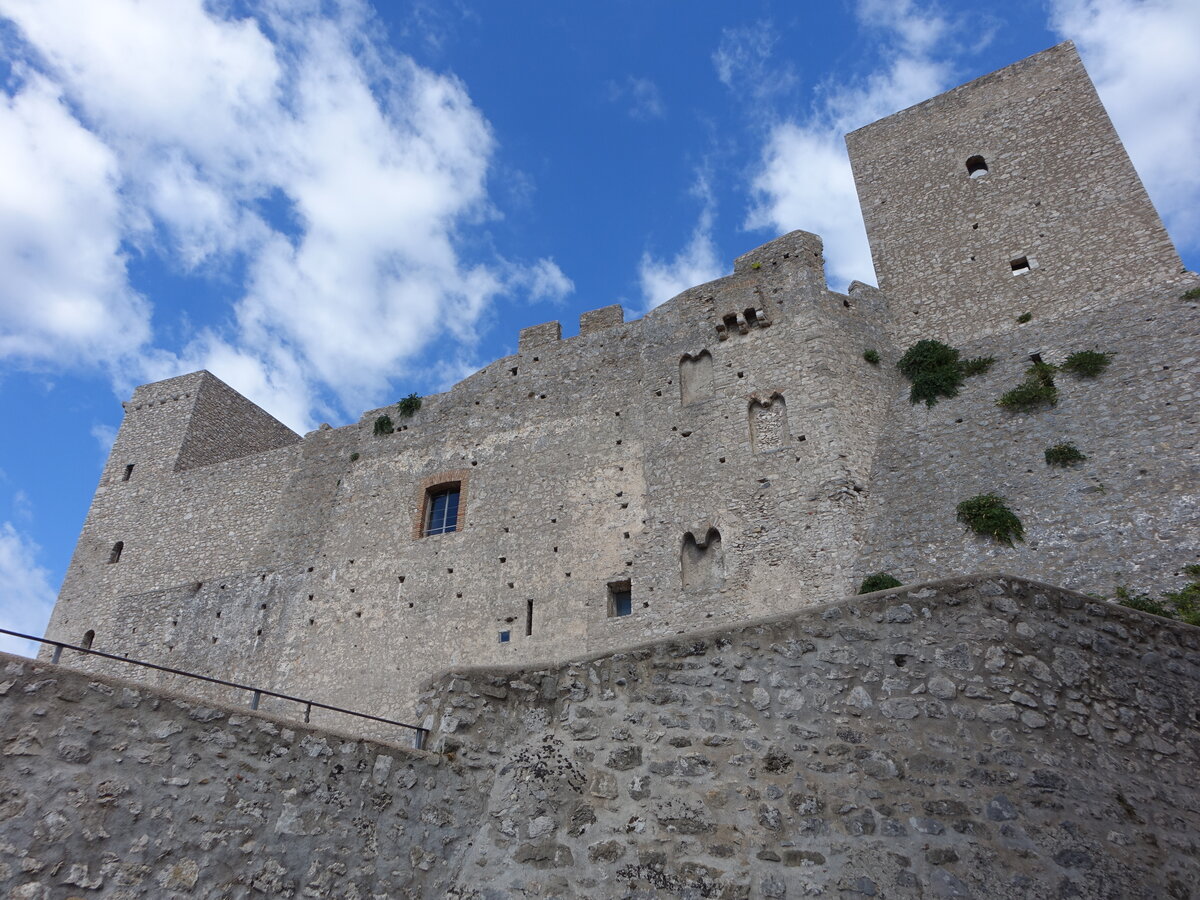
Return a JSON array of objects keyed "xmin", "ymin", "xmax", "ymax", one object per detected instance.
[{"xmin": 0, "ymin": 627, "xmax": 428, "ymax": 750}]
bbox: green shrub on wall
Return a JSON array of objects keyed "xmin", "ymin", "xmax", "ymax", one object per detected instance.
[
  {"xmin": 897, "ymin": 340, "xmax": 964, "ymax": 406},
  {"xmin": 1182, "ymin": 286, "xmax": 1200, "ymax": 300},
  {"xmin": 1044, "ymin": 442, "xmax": 1087, "ymax": 467},
  {"xmin": 1116, "ymin": 566, "xmax": 1200, "ymax": 626},
  {"xmin": 858, "ymin": 573, "xmax": 902, "ymax": 593},
  {"xmin": 1060, "ymin": 350, "xmax": 1112, "ymax": 378},
  {"xmin": 998, "ymin": 362, "xmax": 1058, "ymax": 411},
  {"xmin": 960, "ymin": 356, "xmax": 995, "ymax": 376},
  {"xmin": 397, "ymin": 393, "xmax": 422, "ymax": 418},
  {"xmin": 373, "ymin": 414, "xmax": 394, "ymax": 436},
  {"xmin": 955, "ymin": 494, "xmax": 1025, "ymax": 546},
  {"xmin": 863, "ymin": 349, "xmax": 881, "ymax": 366}
]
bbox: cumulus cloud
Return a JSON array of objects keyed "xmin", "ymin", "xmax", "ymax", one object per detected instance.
[
  {"xmin": 0, "ymin": 71, "xmax": 150, "ymax": 367},
  {"xmin": 639, "ymin": 175, "xmax": 725, "ymax": 311},
  {"xmin": 0, "ymin": 522, "xmax": 57, "ymax": 657},
  {"xmin": 608, "ymin": 76, "xmax": 665, "ymax": 121},
  {"xmin": 745, "ymin": 0, "xmax": 955, "ymax": 289},
  {"xmin": 1049, "ymin": 0, "xmax": 1200, "ymax": 251},
  {"xmin": 0, "ymin": 0, "xmax": 564, "ymax": 430}
]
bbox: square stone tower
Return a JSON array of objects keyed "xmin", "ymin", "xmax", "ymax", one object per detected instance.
[{"xmin": 846, "ymin": 41, "xmax": 1186, "ymax": 346}]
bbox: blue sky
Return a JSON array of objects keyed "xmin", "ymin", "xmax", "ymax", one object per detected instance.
[{"xmin": 1, "ymin": 0, "xmax": 1198, "ymax": 655}]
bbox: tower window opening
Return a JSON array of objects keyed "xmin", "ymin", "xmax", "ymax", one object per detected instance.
[
  {"xmin": 966, "ymin": 155, "xmax": 989, "ymax": 178},
  {"xmin": 423, "ymin": 483, "xmax": 461, "ymax": 536},
  {"xmin": 81, "ymin": 630, "xmax": 94, "ymax": 651},
  {"xmin": 608, "ymin": 580, "xmax": 633, "ymax": 618},
  {"xmin": 1011, "ymin": 256, "xmax": 1031, "ymax": 276},
  {"xmin": 526, "ymin": 599, "xmax": 534, "ymax": 636},
  {"xmin": 122, "ymin": 464, "xmax": 134, "ymax": 482},
  {"xmin": 108, "ymin": 541, "xmax": 124, "ymax": 564},
  {"xmin": 499, "ymin": 630, "xmax": 511, "ymax": 643}
]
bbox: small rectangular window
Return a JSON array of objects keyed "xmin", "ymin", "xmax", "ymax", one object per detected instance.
[
  {"xmin": 424, "ymin": 484, "xmax": 461, "ymax": 536},
  {"xmin": 608, "ymin": 580, "xmax": 633, "ymax": 618},
  {"xmin": 122, "ymin": 464, "xmax": 134, "ymax": 482},
  {"xmin": 498, "ymin": 630, "xmax": 511, "ymax": 643},
  {"xmin": 1010, "ymin": 256, "xmax": 1031, "ymax": 276}
]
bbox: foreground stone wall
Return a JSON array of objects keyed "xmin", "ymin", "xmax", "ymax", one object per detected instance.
[
  {"xmin": 0, "ymin": 652, "xmax": 485, "ymax": 899},
  {"xmin": 417, "ymin": 575, "xmax": 1200, "ymax": 899}
]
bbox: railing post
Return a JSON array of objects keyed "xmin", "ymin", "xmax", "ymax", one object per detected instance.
[
  {"xmin": 51, "ymin": 644, "xmax": 63, "ymax": 665},
  {"xmin": 250, "ymin": 690, "xmax": 261, "ymax": 711}
]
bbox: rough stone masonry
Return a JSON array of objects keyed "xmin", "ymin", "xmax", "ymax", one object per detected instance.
[{"xmin": 2, "ymin": 575, "xmax": 1197, "ymax": 897}]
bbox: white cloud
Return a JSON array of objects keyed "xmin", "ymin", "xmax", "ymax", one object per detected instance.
[
  {"xmin": 90, "ymin": 423, "xmax": 118, "ymax": 460},
  {"xmin": 514, "ymin": 258, "xmax": 575, "ymax": 304},
  {"xmin": 0, "ymin": 0, "xmax": 565, "ymax": 430},
  {"xmin": 639, "ymin": 175, "xmax": 725, "ymax": 311},
  {"xmin": 1049, "ymin": 0, "xmax": 1200, "ymax": 252},
  {"xmin": 745, "ymin": 1, "xmax": 954, "ymax": 289},
  {"xmin": 712, "ymin": 22, "xmax": 796, "ymax": 99},
  {"xmin": 0, "ymin": 522, "xmax": 57, "ymax": 658},
  {"xmin": 0, "ymin": 71, "xmax": 150, "ymax": 367},
  {"xmin": 608, "ymin": 76, "xmax": 665, "ymax": 121}
]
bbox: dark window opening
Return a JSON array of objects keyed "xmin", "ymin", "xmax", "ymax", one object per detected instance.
[
  {"xmin": 744, "ymin": 307, "xmax": 758, "ymax": 325},
  {"xmin": 526, "ymin": 599, "xmax": 534, "ymax": 636},
  {"xmin": 499, "ymin": 630, "xmax": 511, "ymax": 643},
  {"xmin": 81, "ymin": 630, "xmax": 94, "ymax": 651},
  {"xmin": 122, "ymin": 464, "xmax": 134, "ymax": 482},
  {"xmin": 966, "ymin": 155, "xmax": 989, "ymax": 178},
  {"xmin": 108, "ymin": 541, "xmax": 124, "ymax": 564},
  {"xmin": 608, "ymin": 580, "xmax": 633, "ymax": 618},
  {"xmin": 1011, "ymin": 256, "xmax": 1031, "ymax": 275},
  {"xmin": 424, "ymin": 484, "xmax": 461, "ymax": 536}
]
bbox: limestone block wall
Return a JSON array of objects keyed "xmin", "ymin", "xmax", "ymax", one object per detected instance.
[
  {"xmin": 0, "ymin": 652, "xmax": 487, "ymax": 899},
  {"xmin": 858, "ymin": 281, "xmax": 1200, "ymax": 599},
  {"xmin": 48, "ymin": 231, "xmax": 904, "ymax": 724},
  {"xmin": 417, "ymin": 575, "xmax": 1200, "ymax": 900},
  {"xmin": 847, "ymin": 41, "xmax": 1187, "ymax": 348}
]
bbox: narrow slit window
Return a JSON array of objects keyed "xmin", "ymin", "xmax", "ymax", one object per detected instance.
[
  {"xmin": 81, "ymin": 629, "xmax": 94, "ymax": 651},
  {"xmin": 108, "ymin": 541, "xmax": 124, "ymax": 564},
  {"xmin": 424, "ymin": 484, "xmax": 461, "ymax": 536},
  {"xmin": 525, "ymin": 599, "xmax": 534, "ymax": 636},
  {"xmin": 966, "ymin": 155, "xmax": 989, "ymax": 178},
  {"xmin": 122, "ymin": 464, "xmax": 134, "ymax": 482},
  {"xmin": 608, "ymin": 580, "xmax": 633, "ymax": 618},
  {"xmin": 1010, "ymin": 256, "xmax": 1031, "ymax": 276}
]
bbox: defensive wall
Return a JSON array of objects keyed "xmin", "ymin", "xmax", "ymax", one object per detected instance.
[{"xmin": 4, "ymin": 575, "xmax": 1198, "ymax": 897}]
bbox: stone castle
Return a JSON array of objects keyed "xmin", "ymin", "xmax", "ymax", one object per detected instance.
[{"xmin": 4, "ymin": 42, "xmax": 1197, "ymax": 898}]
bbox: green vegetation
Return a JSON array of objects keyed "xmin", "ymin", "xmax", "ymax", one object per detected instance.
[
  {"xmin": 960, "ymin": 356, "xmax": 995, "ymax": 376},
  {"xmin": 1182, "ymin": 285, "xmax": 1200, "ymax": 300},
  {"xmin": 897, "ymin": 340, "xmax": 964, "ymax": 406},
  {"xmin": 397, "ymin": 393, "xmax": 422, "ymax": 418},
  {"xmin": 863, "ymin": 349, "xmax": 881, "ymax": 366},
  {"xmin": 997, "ymin": 361, "xmax": 1058, "ymax": 411},
  {"xmin": 373, "ymin": 414, "xmax": 394, "ymax": 436},
  {"xmin": 955, "ymin": 494, "xmax": 1025, "ymax": 546},
  {"xmin": 349, "ymin": 452, "xmax": 360, "ymax": 462},
  {"xmin": 751, "ymin": 261, "xmax": 762, "ymax": 270},
  {"xmin": 1017, "ymin": 312, "xmax": 1032, "ymax": 323},
  {"xmin": 1115, "ymin": 566, "xmax": 1200, "ymax": 626},
  {"xmin": 859, "ymin": 573, "xmax": 902, "ymax": 594},
  {"xmin": 1044, "ymin": 442, "xmax": 1087, "ymax": 467},
  {"xmin": 1060, "ymin": 350, "xmax": 1112, "ymax": 378}
]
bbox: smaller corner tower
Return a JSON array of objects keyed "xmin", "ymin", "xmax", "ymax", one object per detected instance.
[{"xmin": 846, "ymin": 41, "xmax": 1185, "ymax": 346}]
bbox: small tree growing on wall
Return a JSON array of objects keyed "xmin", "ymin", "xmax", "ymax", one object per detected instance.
[{"xmin": 397, "ymin": 393, "xmax": 422, "ymax": 418}]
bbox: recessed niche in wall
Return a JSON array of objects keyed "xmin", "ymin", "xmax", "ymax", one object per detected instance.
[
  {"xmin": 679, "ymin": 350, "xmax": 715, "ymax": 406},
  {"xmin": 681, "ymin": 527, "xmax": 724, "ymax": 591},
  {"xmin": 748, "ymin": 393, "xmax": 790, "ymax": 453}
]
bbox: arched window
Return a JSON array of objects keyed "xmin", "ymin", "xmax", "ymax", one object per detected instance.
[
  {"xmin": 108, "ymin": 541, "xmax": 124, "ymax": 564},
  {"xmin": 966, "ymin": 155, "xmax": 989, "ymax": 178},
  {"xmin": 81, "ymin": 630, "xmax": 95, "ymax": 651}
]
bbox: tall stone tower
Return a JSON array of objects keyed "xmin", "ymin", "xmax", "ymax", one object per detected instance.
[{"xmin": 846, "ymin": 41, "xmax": 1185, "ymax": 345}]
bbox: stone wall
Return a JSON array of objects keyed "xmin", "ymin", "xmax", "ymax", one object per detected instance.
[
  {"xmin": 858, "ymin": 282, "xmax": 1200, "ymax": 599},
  {"xmin": 47, "ymin": 231, "xmax": 901, "ymax": 723},
  {"xmin": 0, "ymin": 651, "xmax": 485, "ymax": 899},
  {"xmin": 847, "ymin": 42, "xmax": 1187, "ymax": 348},
  {"xmin": 416, "ymin": 575, "xmax": 1200, "ymax": 899}
]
